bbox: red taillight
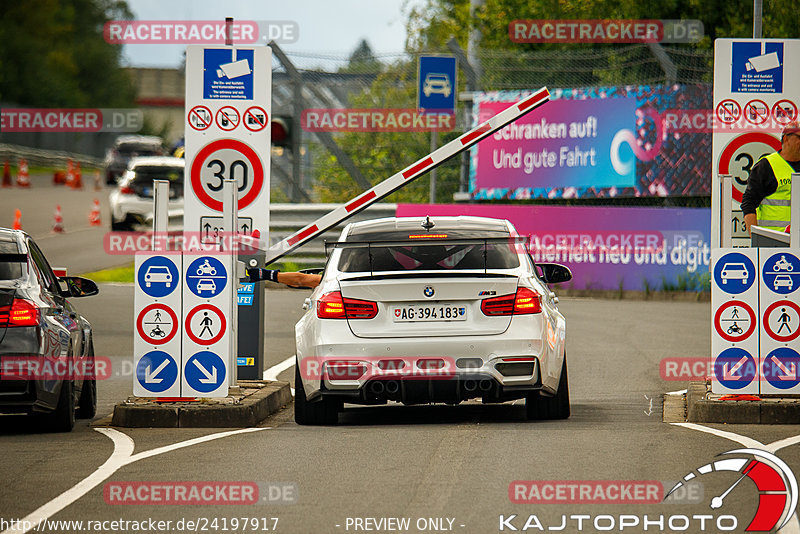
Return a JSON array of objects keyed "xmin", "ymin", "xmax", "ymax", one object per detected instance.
[
  {"xmin": 316, "ymin": 291, "xmax": 378, "ymax": 319},
  {"xmin": 1, "ymin": 299, "xmax": 40, "ymax": 327},
  {"xmin": 480, "ymin": 288, "xmax": 541, "ymax": 316},
  {"xmin": 119, "ymin": 185, "xmax": 135, "ymax": 195}
]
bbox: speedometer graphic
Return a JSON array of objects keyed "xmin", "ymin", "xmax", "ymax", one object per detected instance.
[{"xmin": 665, "ymin": 449, "xmax": 798, "ymax": 532}]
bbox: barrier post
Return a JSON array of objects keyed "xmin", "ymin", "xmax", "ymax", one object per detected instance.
[
  {"xmin": 222, "ymin": 177, "xmax": 239, "ymax": 388},
  {"xmin": 152, "ymin": 180, "xmax": 169, "ymax": 251},
  {"xmin": 721, "ymin": 175, "xmax": 733, "ymax": 248}
]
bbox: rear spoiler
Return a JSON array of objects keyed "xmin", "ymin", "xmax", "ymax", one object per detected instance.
[{"xmin": 324, "ymin": 236, "xmax": 528, "ymax": 253}]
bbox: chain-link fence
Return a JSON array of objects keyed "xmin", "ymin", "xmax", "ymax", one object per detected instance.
[{"xmin": 277, "ymin": 44, "xmax": 714, "ymax": 208}]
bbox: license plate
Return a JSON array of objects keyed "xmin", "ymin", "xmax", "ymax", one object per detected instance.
[{"xmin": 392, "ymin": 304, "xmax": 467, "ymax": 322}]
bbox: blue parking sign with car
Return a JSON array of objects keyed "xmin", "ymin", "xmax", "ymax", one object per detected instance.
[
  {"xmin": 418, "ymin": 55, "xmax": 456, "ymax": 112},
  {"xmin": 761, "ymin": 252, "xmax": 799, "ymax": 295},
  {"xmin": 137, "ymin": 256, "xmax": 180, "ymax": 298},
  {"xmin": 713, "ymin": 252, "xmax": 756, "ymax": 294},
  {"xmin": 186, "ymin": 256, "xmax": 227, "ymax": 298}
]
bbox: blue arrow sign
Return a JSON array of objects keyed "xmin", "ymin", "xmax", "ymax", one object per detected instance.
[
  {"xmin": 713, "ymin": 252, "xmax": 756, "ymax": 294},
  {"xmin": 186, "ymin": 256, "xmax": 228, "ymax": 298},
  {"xmin": 762, "ymin": 347, "xmax": 800, "ymax": 389},
  {"xmin": 185, "ymin": 351, "xmax": 226, "ymax": 393},
  {"xmin": 762, "ymin": 252, "xmax": 800, "ymax": 295},
  {"xmin": 138, "ymin": 257, "xmax": 179, "ymax": 298},
  {"xmin": 714, "ymin": 347, "xmax": 757, "ymax": 389},
  {"xmin": 136, "ymin": 350, "xmax": 178, "ymax": 393}
]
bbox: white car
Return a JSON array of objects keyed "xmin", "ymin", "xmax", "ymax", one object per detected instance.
[
  {"xmin": 293, "ymin": 216, "xmax": 571, "ymax": 425},
  {"xmin": 144, "ymin": 266, "xmax": 172, "ymax": 287},
  {"xmin": 422, "ymin": 73, "xmax": 452, "ymax": 98},
  {"xmin": 774, "ymin": 274, "xmax": 793, "ymax": 290},
  {"xmin": 109, "ymin": 157, "xmax": 184, "ymax": 231}
]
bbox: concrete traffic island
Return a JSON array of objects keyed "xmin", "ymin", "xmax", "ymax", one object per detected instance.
[
  {"xmin": 107, "ymin": 380, "xmax": 292, "ymax": 428},
  {"xmin": 664, "ymin": 381, "xmax": 800, "ymax": 424}
]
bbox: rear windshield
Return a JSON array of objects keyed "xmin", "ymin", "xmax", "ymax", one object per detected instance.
[
  {"xmin": 118, "ymin": 143, "xmax": 161, "ymax": 156},
  {"xmin": 336, "ymin": 241, "xmax": 520, "ymax": 273},
  {"xmin": 0, "ymin": 240, "xmax": 24, "ymax": 280},
  {"xmin": 132, "ymin": 165, "xmax": 183, "ymax": 184}
]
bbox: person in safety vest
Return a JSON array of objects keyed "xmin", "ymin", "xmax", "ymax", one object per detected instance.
[
  {"xmin": 742, "ymin": 121, "xmax": 800, "ymax": 234},
  {"xmin": 245, "ymin": 268, "xmax": 321, "ymax": 289}
]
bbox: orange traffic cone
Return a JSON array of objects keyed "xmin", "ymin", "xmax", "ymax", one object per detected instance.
[
  {"xmin": 72, "ymin": 161, "xmax": 83, "ymax": 189},
  {"xmin": 2, "ymin": 160, "xmax": 10, "ymax": 187},
  {"xmin": 88, "ymin": 199, "xmax": 101, "ymax": 226},
  {"xmin": 12, "ymin": 209, "xmax": 22, "ymax": 230},
  {"xmin": 16, "ymin": 159, "xmax": 30, "ymax": 187},
  {"xmin": 65, "ymin": 159, "xmax": 74, "ymax": 188},
  {"xmin": 52, "ymin": 205, "xmax": 65, "ymax": 233},
  {"xmin": 93, "ymin": 169, "xmax": 102, "ymax": 191}
]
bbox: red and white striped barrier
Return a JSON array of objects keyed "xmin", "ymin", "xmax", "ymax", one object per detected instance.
[{"xmin": 260, "ymin": 87, "xmax": 551, "ymax": 265}]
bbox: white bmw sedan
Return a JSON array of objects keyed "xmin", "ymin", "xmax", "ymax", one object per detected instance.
[{"xmin": 293, "ymin": 216, "xmax": 571, "ymax": 425}]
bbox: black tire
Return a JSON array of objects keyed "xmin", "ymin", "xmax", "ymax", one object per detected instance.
[
  {"xmin": 294, "ymin": 362, "xmax": 338, "ymax": 425},
  {"xmin": 110, "ymin": 218, "xmax": 132, "ymax": 231},
  {"xmin": 77, "ymin": 340, "xmax": 97, "ymax": 419},
  {"xmin": 46, "ymin": 379, "xmax": 76, "ymax": 432},
  {"xmin": 525, "ymin": 356, "xmax": 570, "ymax": 420}
]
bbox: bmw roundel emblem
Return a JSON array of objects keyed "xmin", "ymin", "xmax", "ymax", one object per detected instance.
[{"xmin": 423, "ymin": 286, "xmax": 435, "ymax": 298}]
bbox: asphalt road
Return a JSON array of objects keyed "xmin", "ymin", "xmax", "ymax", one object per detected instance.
[
  {"xmin": 2, "ymin": 284, "xmax": 800, "ymax": 534},
  {"xmin": 0, "ymin": 173, "xmax": 131, "ymax": 274}
]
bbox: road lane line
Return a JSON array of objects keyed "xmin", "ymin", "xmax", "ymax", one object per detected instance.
[
  {"xmin": 671, "ymin": 422, "xmax": 800, "ymax": 533},
  {"xmin": 264, "ymin": 355, "xmax": 296, "ymax": 396},
  {"xmin": 2, "ymin": 427, "xmax": 268, "ymax": 534}
]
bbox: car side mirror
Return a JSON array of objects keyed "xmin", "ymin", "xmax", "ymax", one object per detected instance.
[
  {"xmin": 59, "ymin": 276, "xmax": 99, "ymax": 298},
  {"xmin": 537, "ymin": 263, "xmax": 572, "ymax": 284}
]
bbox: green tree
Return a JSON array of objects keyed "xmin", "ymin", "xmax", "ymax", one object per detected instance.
[
  {"xmin": 340, "ymin": 39, "xmax": 382, "ymax": 74},
  {"xmin": 0, "ymin": 0, "xmax": 136, "ymax": 107}
]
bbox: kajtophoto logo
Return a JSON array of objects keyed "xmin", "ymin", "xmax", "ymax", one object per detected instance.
[{"xmin": 665, "ymin": 448, "xmax": 798, "ymax": 532}]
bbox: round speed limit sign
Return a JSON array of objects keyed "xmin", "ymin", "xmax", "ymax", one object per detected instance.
[
  {"xmin": 718, "ymin": 132, "xmax": 781, "ymax": 202},
  {"xmin": 190, "ymin": 139, "xmax": 264, "ymax": 211}
]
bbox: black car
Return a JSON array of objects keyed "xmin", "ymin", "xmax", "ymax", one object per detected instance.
[
  {"xmin": 104, "ymin": 135, "xmax": 164, "ymax": 184},
  {"xmin": 0, "ymin": 228, "xmax": 98, "ymax": 431}
]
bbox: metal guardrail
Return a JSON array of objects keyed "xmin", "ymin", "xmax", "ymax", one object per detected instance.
[
  {"xmin": 0, "ymin": 143, "xmax": 103, "ymax": 169},
  {"xmin": 266, "ymin": 203, "xmax": 398, "ymax": 265}
]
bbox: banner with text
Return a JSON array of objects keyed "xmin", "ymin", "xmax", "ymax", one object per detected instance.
[
  {"xmin": 397, "ymin": 204, "xmax": 710, "ymax": 291},
  {"xmin": 470, "ymin": 85, "xmax": 712, "ymax": 199}
]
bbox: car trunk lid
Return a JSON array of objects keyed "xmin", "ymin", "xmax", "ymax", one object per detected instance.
[{"xmin": 338, "ymin": 274, "xmax": 518, "ymax": 338}]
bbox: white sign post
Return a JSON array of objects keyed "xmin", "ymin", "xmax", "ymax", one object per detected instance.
[
  {"xmin": 712, "ymin": 39, "xmax": 800, "ymax": 248},
  {"xmin": 184, "ymin": 45, "xmax": 272, "ymax": 245}
]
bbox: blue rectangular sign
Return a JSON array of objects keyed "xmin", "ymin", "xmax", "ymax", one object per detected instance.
[
  {"xmin": 238, "ymin": 283, "xmax": 255, "ymax": 294},
  {"xmin": 204, "ymin": 48, "xmax": 254, "ymax": 100},
  {"xmin": 237, "ymin": 295, "xmax": 253, "ymax": 306},
  {"xmin": 418, "ymin": 55, "xmax": 457, "ymax": 112},
  {"xmin": 731, "ymin": 42, "xmax": 784, "ymax": 93}
]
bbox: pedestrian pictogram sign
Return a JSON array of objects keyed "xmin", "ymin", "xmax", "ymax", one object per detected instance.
[
  {"xmin": 184, "ymin": 351, "xmax": 227, "ymax": 395},
  {"xmin": 216, "ymin": 106, "xmax": 240, "ymax": 131},
  {"xmin": 763, "ymin": 300, "xmax": 800, "ymax": 343},
  {"xmin": 714, "ymin": 300, "xmax": 757, "ymax": 343},
  {"xmin": 188, "ymin": 106, "xmax": 212, "ymax": 131},
  {"xmin": 136, "ymin": 350, "xmax": 179, "ymax": 394},
  {"xmin": 137, "ymin": 303, "xmax": 179, "ymax": 345},
  {"xmin": 185, "ymin": 303, "xmax": 227, "ymax": 345},
  {"xmin": 243, "ymin": 106, "xmax": 268, "ymax": 132}
]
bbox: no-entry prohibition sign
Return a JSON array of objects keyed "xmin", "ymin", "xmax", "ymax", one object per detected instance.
[{"xmin": 190, "ymin": 138, "xmax": 264, "ymax": 212}]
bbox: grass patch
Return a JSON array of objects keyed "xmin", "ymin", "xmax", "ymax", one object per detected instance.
[{"xmin": 79, "ymin": 263, "xmax": 135, "ymax": 283}]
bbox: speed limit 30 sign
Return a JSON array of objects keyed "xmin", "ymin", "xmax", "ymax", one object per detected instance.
[{"xmin": 190, "ymin": 138, "xmax": 264, "ymax": 212}]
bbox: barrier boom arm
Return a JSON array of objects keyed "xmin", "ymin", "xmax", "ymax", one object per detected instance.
[{"xmin": 261, "ymin": 87, "xmax": 550, "ymax": 265}]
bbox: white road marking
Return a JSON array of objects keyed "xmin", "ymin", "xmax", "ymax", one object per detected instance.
[
  {"xmin": 1, "ymin": 427, "xmax": 268, "ymax": 534},
  {"xmin": 264, "ymin": 355, "xmax": 296, "ymax": 396},
  {"xmin": 666, "ymin": 388, "xmax": 688, "ymax": 395},
  {"xmin": 672, "ymin": 422, "xmax": 800, "ymax": 533}
]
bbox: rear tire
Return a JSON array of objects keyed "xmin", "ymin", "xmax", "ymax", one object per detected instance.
[
  {"xmin": 77, "ymin": 340, "xmax": 97, "ymax": 419},
  {"xmin": 525, "ymin": 356, "xmax": 570, "ymax": 420},
  {"xmin": 46, "ymin": 379, "xmax": 76, "ymax": 432},
  {"xmin": 294, "ymin": 362, "xmax": 338, "ymax": 425}
]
